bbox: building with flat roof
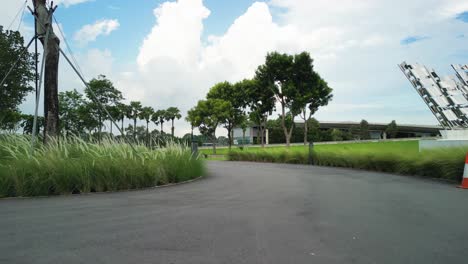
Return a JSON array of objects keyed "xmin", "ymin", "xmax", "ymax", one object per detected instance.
[{"xmin": 232, "ymin": 121, "xmax": 441, "ymax": 145}]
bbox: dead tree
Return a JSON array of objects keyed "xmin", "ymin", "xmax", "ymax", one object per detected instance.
[{"xmin": 33, "ymin": 0, "xmax": 60, "ymax": 143}]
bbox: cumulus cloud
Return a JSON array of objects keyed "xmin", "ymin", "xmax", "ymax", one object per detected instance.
[
  {"xmin": 74, "ymin": 19, "xmax": 120, "ymax": 46},
  {"xmin": 18, "ymin": 0, "xmax": 468, "ymax": 137},
  {"xmin": 54, "ymin": 0, "xmax": 94, "ymax": 8},
  {"xmin": 106, "ymin": 0, "xmax": 468, "ymax": 136}
]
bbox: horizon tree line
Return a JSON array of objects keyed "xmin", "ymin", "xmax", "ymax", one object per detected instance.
[{"xmin": 187, "ymin": 51, "xmax": 334, "ymax": 153}]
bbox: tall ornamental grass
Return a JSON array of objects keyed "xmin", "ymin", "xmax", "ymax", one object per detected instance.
[
  {"xmin": 228, "ymin": 142, "xmax": 466, "ymax": 182},
  {"xmin": 0, "ymin": 135, "xmax": 204, "ymax": 198}
]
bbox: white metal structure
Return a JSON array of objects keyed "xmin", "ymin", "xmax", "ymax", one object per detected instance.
[{"xmin": 399, "ymin": 62, "xmax": 468, "ymax": 129}]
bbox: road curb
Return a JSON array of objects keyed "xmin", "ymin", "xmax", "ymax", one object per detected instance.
[{"xmin": 0, "ymin": 174, "xmax": 206, "ymax": 201}]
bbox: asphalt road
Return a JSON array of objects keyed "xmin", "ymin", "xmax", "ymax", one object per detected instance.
[{"xmin": 1, "ymin": 161, "xmax": 468, "ymax": 264}]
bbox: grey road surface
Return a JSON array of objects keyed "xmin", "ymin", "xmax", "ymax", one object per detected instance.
[{"xmin": 1, "ymin": 161, "xmax": 468, "ymax": 264}]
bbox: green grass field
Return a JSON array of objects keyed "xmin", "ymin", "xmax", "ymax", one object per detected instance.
[
  {"xmin": 212, "ymin": 140, "xmax": 466, "ymax": 182},
  {"xmin": 201, "ymin": 140, "xmax": 419, "ymax": 156}
]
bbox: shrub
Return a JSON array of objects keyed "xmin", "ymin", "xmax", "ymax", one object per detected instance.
[
  {"xmin": 227, "ymin": 144, "xmax": 466, "ymax": 182},
  {"xmin": 0, "ymin": 135, "xmax": 204, "ymax": 198}
]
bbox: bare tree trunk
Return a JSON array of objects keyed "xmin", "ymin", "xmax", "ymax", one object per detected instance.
[
  {"xmin": 34, "ymin": 0, "xmax": 60, "ymax": 144},
  {"xmin": 110, "ymin": 120, "xmax": 113, "ymax": 135},
  {"xmin": 161, "ymin": 122, "xmax": 163, "ymax": 134}
]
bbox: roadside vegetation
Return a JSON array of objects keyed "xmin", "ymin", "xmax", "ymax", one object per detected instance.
[
  {"xmin": 226, "ymin": 141, "xmax": 465, "ymax": 182},
  {"xmin": 0, "ymin": 135, "xmax": 204, "ymax": 198}
]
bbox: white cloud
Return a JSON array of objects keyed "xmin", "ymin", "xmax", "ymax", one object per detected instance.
[
  {"xmin": 74, "ymin": 19, "xmax": 120, "ymax": 46},
  {"xmin": 54, "ymin": 0, "xmax": 94, "ymax": 8},
  {"xmin": 17, "ymin": 0, "xmax": 468, "ymax": 137},
  {"xmin": 137, "ymin": 0, "xmax": 210, "ymax": 69}
]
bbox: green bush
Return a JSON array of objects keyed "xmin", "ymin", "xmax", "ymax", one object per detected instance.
[
  {"xmin": 0, "ymin": 135, "xmax": 204, "ymax": 198},
  {"xmin": 227, "ymin": 144, "xmax": 466, "ymax": 182}
]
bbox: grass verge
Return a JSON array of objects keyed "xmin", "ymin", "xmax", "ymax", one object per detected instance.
[
  {"xmin": 227, "ymin": 141, "xmax": 465, "ymax": 182},
  {"xmin": 0, "ymin": 135, "xmax": 204, "ymax": 198}
]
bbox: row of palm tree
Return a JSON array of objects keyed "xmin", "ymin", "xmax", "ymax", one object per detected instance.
[{"xmin": 108, "ymin": 102, "xmax": 181, "ymax": 143}]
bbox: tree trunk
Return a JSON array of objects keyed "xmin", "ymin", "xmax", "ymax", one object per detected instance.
[
  {"xmin": 161, "ymin": 122, "xmax": 164, "ymax": 135},
  {"xmin": 260, "ymin": 121, "xmax": 265, "ymax": 148},
  {"xmin": 35, "ymin": 0, "xmax": 60, "ymax": 144},
  {"xmin": 171, "ymin": 119, "xmax": 175, "ymax": 137},
  {"xmin": 280, "ymin": 103, "xmax": 291, "ymax": 147},
  {"xmin": 242, "ymin": 130, "xmax": 246, "ymax": 147},
  {"xmin": 303, "ymin": 109, "xmax": 308, "ymax": 145},
  {"xmin": 121, "ymin": 118, "xmax": 124, "ymax": 136},
  {"xmin": 133, "ymin": 118, "xmax": 137, "ymax": 141},
  {"xmin": 146, "ymin": 121, "xmax": 149, "ymax": 147},
  {"xmin": 110, "ymin": 120, "xmax": 113, "ymax": 135},
  {"xmin": 227, "ymin": 127, "xmax": 232, "ymax": 150},
  {"xmin": 212, "ymin": 135, "xmax": 216, "ymax": 155},
  {"xmin": 98, "ymin": 116, "xmax": 102, "ymax": 142},
  {"xmin": 42, "ymin": 33, "xmax": 60, "ymax": 144}
]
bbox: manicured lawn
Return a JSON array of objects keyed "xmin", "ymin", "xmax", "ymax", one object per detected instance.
[{"xmin": 201, "ymin": 140, "xmax": 419, "ymax": 156}]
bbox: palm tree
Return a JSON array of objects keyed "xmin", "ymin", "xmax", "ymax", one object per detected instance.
[
  {"xmin": 151, "ymin": 111, "xmax": 160, "ymax": 134},
  {"xmin": 154, "ymin": 109, "xmax": 168, "ymax": 134},
  {"xmin": 166, "ymin": 107, "xmax": 182, "ymax": 137},
  {"xmin": 126, "ymin": 101, "xmax": 143, "ymax": 141},
  {"xmin": 139, "ymin": 106, "xmax": 154, "ymax": 146},
  {"xmin": 115, "ymin": 102, "xmax": 129, "ymax": 136}
]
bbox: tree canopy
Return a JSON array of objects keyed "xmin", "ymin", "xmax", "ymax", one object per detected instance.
[{"xmin": 0, "ymin": 27, "xmax": 35, "ymax": 130}]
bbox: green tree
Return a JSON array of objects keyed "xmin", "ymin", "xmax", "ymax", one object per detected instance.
[
  {"xmin": 239, "ymin": 115, "xmax": 249, "ymax": 146},
  {"xmin": 360, "ymin": 119, "xmax": 370, "ymax": 140},
  {"xmin": 207, "ymin": 81, "xmax": 245, "ymax": 149},
  {"xmin": 115, "ymin": 102, "xmax": 129, "ymax": 136},
  {"xmin": 293, "ymin": 53, "xmax": 332, "ymax": 144},
  {"xmin": 59, "ymin": 89, "xmax": 86, "ymax": 136},
  {"xmin": 125, "ymin": 125, "xmax": 146, "ymax": 142},
  {"xmin": 386, "ymin": 120, "xmax": 398, "ymax": 139},
  {"xmin": 187, "ymin": 99, "xmax": 231, "ymax": 154},
  {"xmin": 330, "ymin": 129, "xmax": 344, "ymax": 141},
  {"xmin": 126, "ymin": 101, "xmax": 143, "ymax": 141},
  {"xmin": 238, "ymin": 79, "xmax": 276, "ymax": 147},
  {"xmin": 79, "ymin": 102, "xmax": 100, "ymax": 135},
  {"xmin": 84, "ymin": 75, "xmax": 123, "ymax": 141},
  {"xmin": 166, "ymin": 107, "xmax": 182, "ymax": 137},
  {"xmin": 0, "ymin": 27, "xmax": 35, "ymax": 130},
  {"xmin": 255, "ymin": 52, "xmax": 295, "ymax": 146},
  {"xmin": 107, "ymin": 105, "xmax": 120, "ymax": 136},
  {"xmin": 256, "ymin": 51, "xmax": 332, "ymax": 147},
  {"xmin": 139, "ymin": 106, "xmax": 154, "ymax": 146},
  {"xmin": 153, "ymin": 109, "xmax": 169, "ymax": 134},
  {"xmin": 21, "ymin": 114, "xmax": 44, "ymax": 135}
]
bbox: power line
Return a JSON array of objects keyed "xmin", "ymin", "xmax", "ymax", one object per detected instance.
[
  {"xmin": 53, "ymin": 15, "xmax": 85, "ymax": 78},
  {"xmin": 17, "ymin": 1, "xmax": 27, "ymax": 31},
  {"xmin": 6, "ymin": 0, "xmax": 27, "ymax": 31}
]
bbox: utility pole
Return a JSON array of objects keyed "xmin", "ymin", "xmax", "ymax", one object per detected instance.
[{"xmin": 33, "ymin": 0, "xmax": 60, "ymax": 144}]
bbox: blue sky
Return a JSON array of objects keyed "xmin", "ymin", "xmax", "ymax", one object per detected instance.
[
  {"xmin": 26, "ymin": 0, "xmax": 259, "ymax": 64},
  {"xmin": 2, "ymin": 0, "xmax": 468, "ymax": 136}
]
